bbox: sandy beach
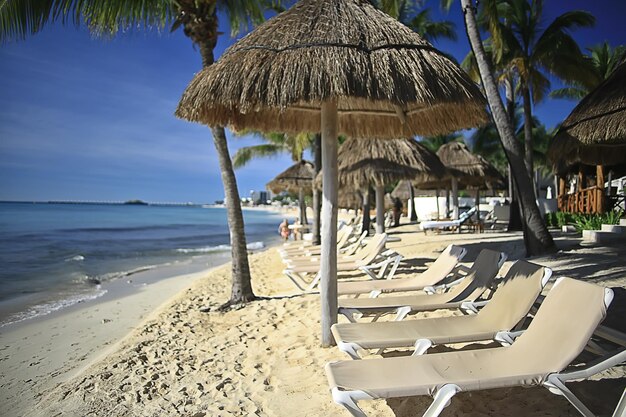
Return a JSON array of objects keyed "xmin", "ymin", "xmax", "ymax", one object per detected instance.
[{"xmin": 1, "ymin": 223, "xmax": 625, "ymax": 417}]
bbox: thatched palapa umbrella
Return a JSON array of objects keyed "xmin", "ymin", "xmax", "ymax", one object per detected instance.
[
  {"xmin": 267, "ymin": 160, "xmax": 315, "ymax": 223},
  {"xmin": 548, "ymin": 59, "xmax": 626, "ymax": 213},
  {"xmin": 423, "ymin": 142, "xmax": 504, "ymax": 219},
  {"xmin": 176, "ymin": 0, "xmax": 487, "ymax": 346},
  {"xmin": 316, "ymin": 138, "xmax": 447, "ymax": 233}
]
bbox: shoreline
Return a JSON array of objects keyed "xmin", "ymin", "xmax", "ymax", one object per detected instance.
[{"xmin": 0, "ymin": 242, "xmax": 279, "ymax": 414}]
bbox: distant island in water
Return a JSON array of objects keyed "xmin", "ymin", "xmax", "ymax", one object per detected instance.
[{"xmin": 0, "ymin": 200, "xmax": 207, "ymax": 207}]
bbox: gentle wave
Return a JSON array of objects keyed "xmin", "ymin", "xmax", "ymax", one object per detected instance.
[
  {"xmin": 65, "ymin": 255, "xmax": 85, "ymax": 262},
  {"xmin": 176, "ymin": 241, "xmax": 265, "ymax": 254},
  {"xmin": 0, "ymin": 289, "xmax": 108, "ymax": 328}
]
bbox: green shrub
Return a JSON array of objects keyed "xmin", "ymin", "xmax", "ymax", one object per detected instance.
[{"xmin": 572, "ymin": 210, "xmax": 624, "ymax": 231}]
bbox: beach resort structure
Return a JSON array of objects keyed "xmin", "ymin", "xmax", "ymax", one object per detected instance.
[{"xmin": 549, "ymin": 59, "xmax": 626, "ymax": 214}]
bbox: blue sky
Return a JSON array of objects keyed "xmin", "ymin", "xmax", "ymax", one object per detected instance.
[{"xmin": 0, "ymin": 1, "xmax": 624, "ymax": 203}]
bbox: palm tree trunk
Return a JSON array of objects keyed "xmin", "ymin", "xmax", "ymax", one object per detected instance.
[
  {"xmin": 192, "ymin": 14, "xmax": 255, "ymax": 306},
  {"xmin": 212, "ymin": 126, "xmax": 255, "ymax": 305},
  {"xmin": 313, "ymin": 134, "xmax": 322, "ymax": 244},
  {"xmin": 461, "ymin": 0, "xmax": 556, "ymax": 256},
  {"xmin": 522, "ymin": 85, "xmax": 535, "ymax": 190}
]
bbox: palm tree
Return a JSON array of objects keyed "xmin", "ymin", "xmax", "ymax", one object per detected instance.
[
  {"xmin": 420, "ymin": 132, "xmax": 464, "ymax": 152},
  {"xmin": 375, "ymin": 0, "xmax": 457, "ymax": 43},
  {"xmin": 1, "ymin": 0, "xmax": 275, "ymax": 308},
  {"xmin": 233, "ymin": 132, "xmax": 313, "ymax": 224},
  {"xmin": 460, "ymin": 0, "xmax": 556, "ymax": 256},
  {"xmin": 494, "ymin": 0, "xmax": 595, "ymax": 179},
  {"xmin": 550, "ymin": 41, "xmax": 626, "ymax": 100}
]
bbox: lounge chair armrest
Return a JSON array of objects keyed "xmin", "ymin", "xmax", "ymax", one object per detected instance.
[
  {"xmin": 336, "ymin": 340, "xmax": 364, "ymax": 360},
  {"xmin": 549, "ymin": 348, "xmax": 626, "ymax": 382},
  {"xmin": 451, "ymin": 264, "xmax": 471, "ymax": 277},
  {"xmin": 423, "ymin": 278, "xmax": 461, "ymax": 294},
  {"xmin": 494, "ymin": 330, "xmax": 525, "ymax": 346},
  {"xmin": 460, "ymin": 300, "xmax": 489, "ymax": 314},
  {"xmin": 423, "ymin": 285, "xmax": 437, "ymax": 295}
]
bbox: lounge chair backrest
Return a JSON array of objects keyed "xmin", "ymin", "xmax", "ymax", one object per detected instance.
[
  {"xmin": 411, "ymin": 244, "xmax": 467, "ymax": 285},
  {"xmin": 458, "ymin": 206, "xmax": 477, "ymax": 223},
  {"xmin": 447, "ymin": 249, "xmax": 506, "ymax": 302},
  {"xmin": 356, "ymin": 234, "xmax": 387, "ymax": 263},
  {"xmin": 478, "ymin": 260, "xmax": 550, "ymax": 329},
  {"xmin": 336, "ymin": 226, "xmax": 353, "ymax": 249},
  {"xmin": 509, "ymin": 278, "xmax": 611, "ymax": 373}
]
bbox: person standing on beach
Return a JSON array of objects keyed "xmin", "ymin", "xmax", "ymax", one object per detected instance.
[
  {"xmin": 392, "ymin": 198, "xmax": 403, "ymax": 227},
  {"xmin": 278, "ymin": 219, "xmax": 291, "ymax": 240}
]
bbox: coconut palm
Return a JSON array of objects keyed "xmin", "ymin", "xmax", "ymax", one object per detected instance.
[
  {"xmin": 233, "ymin": 132, "xmax": 313, "ymax": 224},
  {"xmin": 375, "ymin": 0, "xmax": 456, "ymax": 42},
  {"xmin": 0, "ymin": 0, "xmax": 277, "ymax": 307},
  {"xmin": 460, "ymin": 0, "xmax": 556, "ymax": 256},
  {"xmin": 550, "ymin": 41, "xmax": 626, "ymax": 100},
  {"xmin": 420, "ymin": 132, "xmax": 464, "ymax": 152},
  {"xmin": 233, "ymin": 132, "xmax": 313, "ymax": 169},
  {"xmin": 494, "ymin": 0, "xmax": 595, "ymax": 178}
]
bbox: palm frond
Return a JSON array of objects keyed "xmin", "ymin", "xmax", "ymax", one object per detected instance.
[
  {"xmin": 549, "ymin": 87, "xmax": 586, "ymax": 101},
  {"xmin": 0, "ymin": 0, "xmax": 174, "ymax": 42},
  {"xmin": 232, "ymin": 144, "xmax": 283, "ymax": 168}
]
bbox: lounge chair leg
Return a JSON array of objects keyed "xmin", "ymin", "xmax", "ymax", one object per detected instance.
[
  {"xmin": 412, "ymin": 339, "xmax": 433, "ymax": 356},
  {"xmin": 339, "ymin": 308, "xmax": 359, "ymax": 323},
  {"xmin": 307, "ymin": 271, "xmax": 322, "ymax": 291},
  {"xmin": 361, "ymin": 266, "xmax": 378, "ymax": 280},
  {"xmin": 423, "ymin": 384, "xmax": 461, "ymax": 417},
  {"xmin": 544, "ymin": 376, "xmax": 595, "ymax": 417},
  {"xmin": 386, "ymin": 255, "xmax": 402, "ymax": 279},
  {"xmin": 283, "ymin": 270, "xmax": 307, "ymax": 292},
  {"xmin": 331, "ymin": 388, "xmax": 372, "ymax": 417},
  {"xmin": 337, "ymin": 341, "xmax": 363, "ymax": 360},
  {"xmin": 395, "ymin": 306, "xmax": 411, "ymax": 321}
]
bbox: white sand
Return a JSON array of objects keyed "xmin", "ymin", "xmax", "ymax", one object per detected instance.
[{"xmin": 1, "ymin": 224, "xmax": 624, "ymax": 417}]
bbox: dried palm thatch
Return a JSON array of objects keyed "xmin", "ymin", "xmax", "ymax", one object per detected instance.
[
  {"xmin": 266, "ymin": 160, "xmax": 315, "ymax": 193},
  {"xmin": 176, "ymin": 0, "xmax": 488, "ymax": 138},
  {"xmin": 419, "ymin": 141, "xmax": 505, "ymax": 189},
  {"xmin": 314, "ymin": 138, "xmax": 447, "ymax": 190},
  {"xmin": 391, "ymin": 180, "xmax": 439, "ymax": 199},
  {"xmin": 548, "ymin": 59, "xmax": 626, "ymax": 171}
]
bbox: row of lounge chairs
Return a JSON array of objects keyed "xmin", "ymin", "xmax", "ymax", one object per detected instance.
[
  {"xmin": 319, "ymin": 245, "xmax": 626, "ymax": 417},
  {"xmin": 280, "ymin": 227, "xmax": 404, "ymax": 291}
]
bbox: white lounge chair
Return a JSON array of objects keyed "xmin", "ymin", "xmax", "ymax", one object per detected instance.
[
  {"xmin": 282, "ymin": 234, "xmax": 402, "ymax": 291},
  {"xmin": 326, "ymin": 277, "xmax": 624, "ymax": 417},
  {"xmin": 338, "ymin": 249, "xmax": 506, "ymax": 322},
  {"xmin": 336, "ymin": 244, "xmax": 467, "ymax": 297},
  {"xmin": 332, "ymin": 260, "xmax": 551, "ymax": 359},
  {"xmin": 420, "ymin": 206, "xmax": 477, "ymax": 233}
]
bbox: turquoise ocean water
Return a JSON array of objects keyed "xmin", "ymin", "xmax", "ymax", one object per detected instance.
[{"xmin": 0, "ymin": 203, "xmax": 283, "ymax": 327}]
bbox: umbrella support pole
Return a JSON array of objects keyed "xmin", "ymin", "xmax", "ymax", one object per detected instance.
[
  {"xmin": 451, "ymin": 177, "xmax": 459, "ymax": 220},
  {"xmin": 320, "ymin": 101, "xmax": 338, "ymax": 347},
  {"xmin": 375, "ymin": 185, "xmax": 385, "ymax": 234}
]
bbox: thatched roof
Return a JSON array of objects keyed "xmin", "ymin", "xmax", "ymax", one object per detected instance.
[
  {"xmin": 391, "ymin": 180, "xmax": 438, "ymax": 199},
  {"xmin": 176, "ymin": 0, "xmax": 488, "ymax": 138},
  {"xmin": 315, "ymin": 138, "xmax": 447, "ymax": 190},
  {"xmin": 548, "ymin": 59, "xmax": 626, "ymax": 171},
  {"xmin": 266, "ymin": 160, "xmax": 315, "ymax": 193},
  {"xmin": 417, "ymin": 142, "xmax": 505, "ymax": 189}
]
